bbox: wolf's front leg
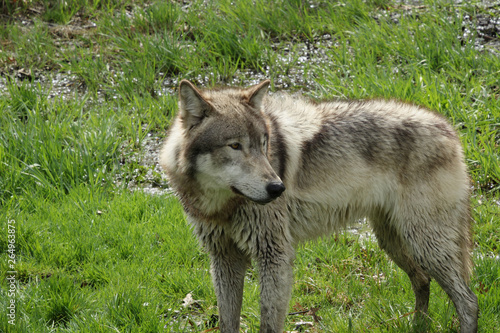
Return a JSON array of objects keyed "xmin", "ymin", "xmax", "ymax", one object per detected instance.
[
  {"xmin": 257, "ymin": 241, "xmax": 295, "ymax": 333},
  {"xmin": 209, "ymin": 243, "xmax": 250, "ymax": 333}
]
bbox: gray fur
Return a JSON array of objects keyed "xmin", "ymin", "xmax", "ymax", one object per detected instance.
[{"xmin": 160, "ymin": 80, "xmax": 478, "ymax": 333}]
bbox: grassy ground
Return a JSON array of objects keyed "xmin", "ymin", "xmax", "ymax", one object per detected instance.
[{"xmin": 1, "ymin": 0, "xmax": 499, "ymax": 332}]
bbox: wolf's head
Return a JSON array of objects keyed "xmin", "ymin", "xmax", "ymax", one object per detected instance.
[{"xmin": 172, "ymin": 80, "xmax": 285, "ymax": 205}]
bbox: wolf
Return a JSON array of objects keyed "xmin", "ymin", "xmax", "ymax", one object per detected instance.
[{"xmin": 159, "ymin": 80, "xmax": 478, "ymax": 333}]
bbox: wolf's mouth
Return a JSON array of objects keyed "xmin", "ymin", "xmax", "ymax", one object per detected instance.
[
  {"xmin": 230, "ymin": 182, "xmax": 285, "ymax": 205},
  {"xmin": 253, "ymin": 198, "xmax": 275, "ymax": 205},
  {"xmin": 230, "ymin": 186, "xmax": 245, "ymax": 197}
]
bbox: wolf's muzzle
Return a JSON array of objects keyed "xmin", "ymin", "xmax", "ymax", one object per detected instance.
[{"xmin": 266, "ymin": 181, "xmax": 286, "ymax": 199}]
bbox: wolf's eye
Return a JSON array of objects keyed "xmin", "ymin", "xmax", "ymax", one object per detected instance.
[{"xmin": 229, "ymin": 143, "xmax": 241, "ymax": 150}]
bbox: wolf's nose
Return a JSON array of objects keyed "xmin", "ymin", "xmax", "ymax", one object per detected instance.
[{"xmin": 266, "ymin": 181, "xmax": 286, "ymax": 199}]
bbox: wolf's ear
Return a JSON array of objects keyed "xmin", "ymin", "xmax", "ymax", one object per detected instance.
[
  {"xmin": 246, "ymin": 80, "xmax": 270, "ymax": 110},
  {"xmin": 178, "ymin": 80, "xmax": 211, "ymax": 129}
]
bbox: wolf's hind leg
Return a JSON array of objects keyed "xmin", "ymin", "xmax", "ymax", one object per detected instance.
[
  {"xmin": 402, "ymin": 222, "xmax": 478, "ymax": 333},
  {"xmin": 371, "ymin": 218, "xmax": 431, "ymax": 322},
  {"xmin": 431, "ymin": 270, "xmax": 478, "ymax": 333},
  {"xmin": 209, "ymin": 242, "xmax": 250, "ymax": 333}
]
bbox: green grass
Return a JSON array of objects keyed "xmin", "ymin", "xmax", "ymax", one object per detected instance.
[{"xmin": 1, "ymin": 0, "xmax": 499, "ymax": 332}]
